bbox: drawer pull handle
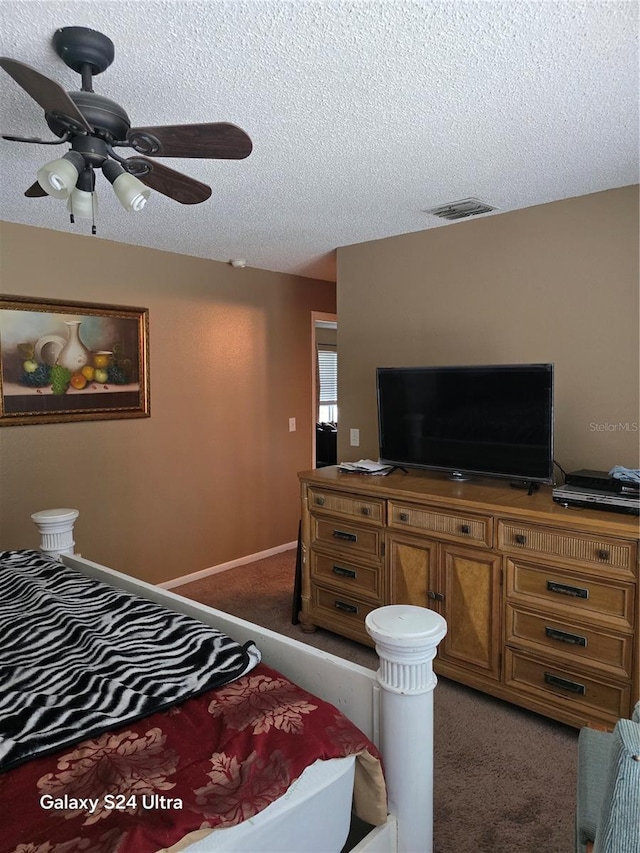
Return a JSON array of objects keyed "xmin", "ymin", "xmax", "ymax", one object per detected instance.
[
  {"xmin": 597, "ymin": 549, "xmax": 610, "ymax": 561},
  {"xmin": 361, "ymin": 506, "xmax": 371, "ymax": 516},
  {"xmin": 547, "ymin": 580, "xmax": 589, "ymax": 599},
  {"xmin": 459, "ymin": 524, "xmax": 471, "ymax": 535},
  {"xmin": 315, "ymin": 496, "xmax": 325, "ymax": 506},
  {"xmin": 333, "ymin": 530, "xmax": 357, "ymax": 542},
  {"xmin": 545, "ymin": 626, "xmax": 587, "ymax": 647},
  {"xmin": 427, "ymin": 591, "xmax": 445, "ymax": 602},
  {"xmin": 334, "ymin": 599, "xmax": 358, "ymax": 615},
  {"xmin": 399, "ymin": 512, "xmax": 409, "ymax": 522},
  {"xmin": 333, "ymin": 565, "xmax": 357, "ymax": 579},
  {"xmin": 544, "ymin": 672, "xmax": 586, "ymax": 695},
  {"xmin": 514, "ymin": 534, "xmax": 527, "ymax": 545}
]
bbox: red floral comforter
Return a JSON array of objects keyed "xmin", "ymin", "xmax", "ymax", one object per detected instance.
[{"xmin": 1, "ymin": 663, "xmax": 386, "ymax": 853}]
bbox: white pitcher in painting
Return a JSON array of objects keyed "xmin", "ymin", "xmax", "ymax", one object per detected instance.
[{"xmin": 57, "ymin": 320, "xmax": 89, "ymax": 371}]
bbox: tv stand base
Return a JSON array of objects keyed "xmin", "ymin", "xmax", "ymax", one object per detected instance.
[{"xmin": 450, "ymin": 471, "xmax": 472, "ymax": 482}]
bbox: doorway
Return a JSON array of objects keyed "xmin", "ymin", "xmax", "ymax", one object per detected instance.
[{"xmin": 311, "ymin": 312, "xmax": 337, "ymax": 468}]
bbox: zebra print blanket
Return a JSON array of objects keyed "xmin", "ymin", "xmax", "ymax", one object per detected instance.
[{"xmin": 0, "ymin": 550, "xmax": 261, "ymax": 772}]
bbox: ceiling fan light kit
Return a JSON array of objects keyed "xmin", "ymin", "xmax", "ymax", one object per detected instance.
[
  {"xmin": 102, "ymin": 160, "xmax": 150, "ymax": 212},
  {"xmin": 1, "ymin": 25, "xmax": 252, "ymax": 233},
  {"xmin": 37, "ymin": 150, "xmax": 85, "ymax": 198},
  {"xmin": 67, "ymin": 166, "xmax": 97, "ymax": 220},
  {"xmin": 67, "ymin": 187, "xmax": 96, "ymax": 220}
]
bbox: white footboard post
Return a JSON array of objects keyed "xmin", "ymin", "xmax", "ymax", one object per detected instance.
[
  {"xmin": 31, "ymin": 508, "xmax": 79, "ymax": 560},
  {"xmin": 365, "ymin": 605, "xmax": 447, "ymax": 853}
]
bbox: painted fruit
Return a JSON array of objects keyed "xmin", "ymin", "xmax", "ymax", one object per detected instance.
[
  {"xmin": 18, "ymin": 344, "xmax": 35, "ymax": 360},
  {"xmin": 23, "ymin": 359, "xmax": 38, "ymax": 373},
  {"xmin": 93, "ymin": 352, "xmax": 111, "ymax": 369},
  {"xmin": 81, "ymin": 365, "xmax": 95, "ymax": 381},
  {"xmin": 94, "ymin": 368, "xmax": 109, "ymax": 383},
  {"xmin": 70, "ymin": 373, "xmax": 88, "ymax": 390}
]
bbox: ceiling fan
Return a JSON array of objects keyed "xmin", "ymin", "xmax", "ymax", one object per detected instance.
[{"xmin": 0, "ymin": 26, "xmax": 252, "ymax": 230}]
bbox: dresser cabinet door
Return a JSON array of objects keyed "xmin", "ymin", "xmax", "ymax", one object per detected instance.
[
  {"xmin": 437, "ymin": 545, "xmax": 503, "ymax": 680},
  {"xmin": 388, "ymin": 532, "xmax": 439, "ymax": 611},
  {"xmin": 389, "ymin": 535, "xmax": 502, "ymax": 682}
]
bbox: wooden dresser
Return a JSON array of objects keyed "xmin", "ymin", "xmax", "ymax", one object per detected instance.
[{"xmin": 298, "ymin": 466, "xmax": 640, "ymax": 729}]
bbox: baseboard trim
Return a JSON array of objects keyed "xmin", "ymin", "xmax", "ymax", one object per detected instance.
[{"xmin": 159, "ymin": 541, "xmax": 297, "ymax": 589}]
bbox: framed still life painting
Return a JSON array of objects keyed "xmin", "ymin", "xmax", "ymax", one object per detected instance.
[{"xmin": 0, "ymin": 295, "xmax": 150, "ymax": 426}]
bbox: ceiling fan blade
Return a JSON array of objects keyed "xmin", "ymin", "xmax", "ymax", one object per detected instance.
[
  {"xmin": 125, "ymin": 157, "xmax": 212, "ymax": 205},
  {"xmin": 0, "ymin": 57, "xmax": 92, "ymax": 132},
  {"xmin": 25, "ymin": 181, "xmax": 48, "ymax": 197},
  {"xmin": 126, "ymin": 122, "xmax": 252, "ymax": 159},
  {"xmin": 2, "ymin": 132, "xmax": 70, "ymax": 145}
]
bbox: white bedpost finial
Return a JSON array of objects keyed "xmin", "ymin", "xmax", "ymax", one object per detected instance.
[
  {"xmin": 366, "ymin": 605, "xmax": 447, "ymax": 853},
  {"xmin": 31, "ymin": 508, "xmax": 79, "ymax": 561}
]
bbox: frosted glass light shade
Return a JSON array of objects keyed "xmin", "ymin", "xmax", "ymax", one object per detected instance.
[
  {"xmin": 37, "ymin": 152, "xmax": 84, "ymax": 199},
  {"xmin": 111, "ymin": 172, "xmax": 150, "ymax": 212},
  {"xmin": 67, "ymin": 188, "xmax": 97, "ymax": 219}
]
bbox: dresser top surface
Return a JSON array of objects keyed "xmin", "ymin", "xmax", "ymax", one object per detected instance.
[{"xmin": 299, "ymin": 467, "xmax": 640, "ymax": 538}]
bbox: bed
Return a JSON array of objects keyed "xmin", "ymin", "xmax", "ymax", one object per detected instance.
[{"xmin": 0, "ymin": 509, "xmax": 447, "ymax": 853}]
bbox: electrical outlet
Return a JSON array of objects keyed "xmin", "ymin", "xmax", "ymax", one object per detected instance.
[
  {"xmin": 350, "ymin": 428, "xmax": 360, "ymax": 446},
  {"xmin": 289, "ymin": 417, "xmax": 296, "ymax": 432}
]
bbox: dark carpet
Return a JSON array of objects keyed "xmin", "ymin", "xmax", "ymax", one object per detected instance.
[{"xmin": 174, "ymin": 549, "xmax": 578, "ymax": 853}]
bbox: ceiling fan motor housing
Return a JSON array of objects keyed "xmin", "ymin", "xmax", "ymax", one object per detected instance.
[
  {"xmin": 68, "ymin": 133, "xmax": 110, "ymax": 168},
  {"xmin": 45, "ymin": 91, "xmax": 131, "ymax": 142},
  {"xmin": 52, "ymin": 27, "xmax": 115, "ymax": 75}
]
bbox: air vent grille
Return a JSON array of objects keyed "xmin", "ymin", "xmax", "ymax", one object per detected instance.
[{"xmin": 425, "ymin": 198, "xmax": 497, "ymax": 221}]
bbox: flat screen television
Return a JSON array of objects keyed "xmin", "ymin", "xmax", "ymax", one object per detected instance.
[{"xmin": 377, "ymin": 363, "xmax": 554, "ymax": 484}]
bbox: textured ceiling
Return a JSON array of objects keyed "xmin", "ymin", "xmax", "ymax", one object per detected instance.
[{"xmin": 0, "ymin": 1, "xmax": 637, "ymax": 282}]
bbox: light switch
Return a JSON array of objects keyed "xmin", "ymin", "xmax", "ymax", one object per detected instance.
[
  {"xmin": 350, "ymin": 428, "xmax": 360, "ymax": 446},
  {"xmin": 289, "ymin": 417, "xmax": 296, "ymax": 432}
]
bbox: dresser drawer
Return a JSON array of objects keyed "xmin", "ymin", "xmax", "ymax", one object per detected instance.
[
  {"xmin": 389, "ymin": 501, "xmax": 492, "ymax": 547},
  {"xmin": 506, "ymin": 605, "xmax": 633, "ymax": 679},
  {"xmin": 498, "ymin": 521, "xmax": 637, "ymax": 577},
  {"xmin": 308, "ymin": 488, "xmax": 385, "ymax": 524},
  {"xmin": 311, "ymin": 517, "xmax": 382, "ymax": 561},
  {"xmin": 310, "ymin": 587, "xmax": 377, "ymax": 645},
  {"xmin": 505, "ymin": 649, "xmax": 631, "ymax": 722},
  {"xmin": 506, "ymin": 560, "xmax": 635, "ymax": 630},
  {"xmin": 310, "ymin": 552, "xmax": 383, "ymax": 603}
]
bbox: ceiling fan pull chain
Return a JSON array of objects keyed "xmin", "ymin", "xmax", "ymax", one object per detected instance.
[{"xmin": 90, "ymin": 164, "xmax": 97, "ymax": 235}]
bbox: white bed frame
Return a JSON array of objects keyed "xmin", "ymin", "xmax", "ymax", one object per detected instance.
[{"xmin": 31, "ymin": 509, "xmax": 447, "ymax": 853}]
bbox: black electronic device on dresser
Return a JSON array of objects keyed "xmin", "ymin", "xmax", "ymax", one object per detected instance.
[
  {"xmin": 566, "ymin": 469, "xmax": 639, "ymax": 494},
  {"xmin": 553, "ymin": 469, "xmax": 640, "ymax": 516}
]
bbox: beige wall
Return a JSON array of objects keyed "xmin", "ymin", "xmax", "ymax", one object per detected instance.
[
  {"xmin": 336, "ymin": 186, "xmax": 639, "ymax": 474},
  {"xmin": 0, "ymin": 223, "xmax": 335, "ymax": 582}
]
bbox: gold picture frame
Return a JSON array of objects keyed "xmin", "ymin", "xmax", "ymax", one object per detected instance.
[{"xmin": 0, "ymin": 295, "xmax": 150, "ymax": 426}]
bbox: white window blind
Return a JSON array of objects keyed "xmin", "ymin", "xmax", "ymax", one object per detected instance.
[{"xmin": 317, "ymin": 345, "xmax": 337, "ymax": 422}]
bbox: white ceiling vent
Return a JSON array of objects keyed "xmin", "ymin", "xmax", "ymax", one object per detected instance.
[{"xmin": 424, "ymin": 198, "xmax": 497, "ymax": 221}]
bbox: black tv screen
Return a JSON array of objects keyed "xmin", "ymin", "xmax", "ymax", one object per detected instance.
[{"xmin": 377, "ymin": 364, "xmax": 554, "ymax": 483}]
